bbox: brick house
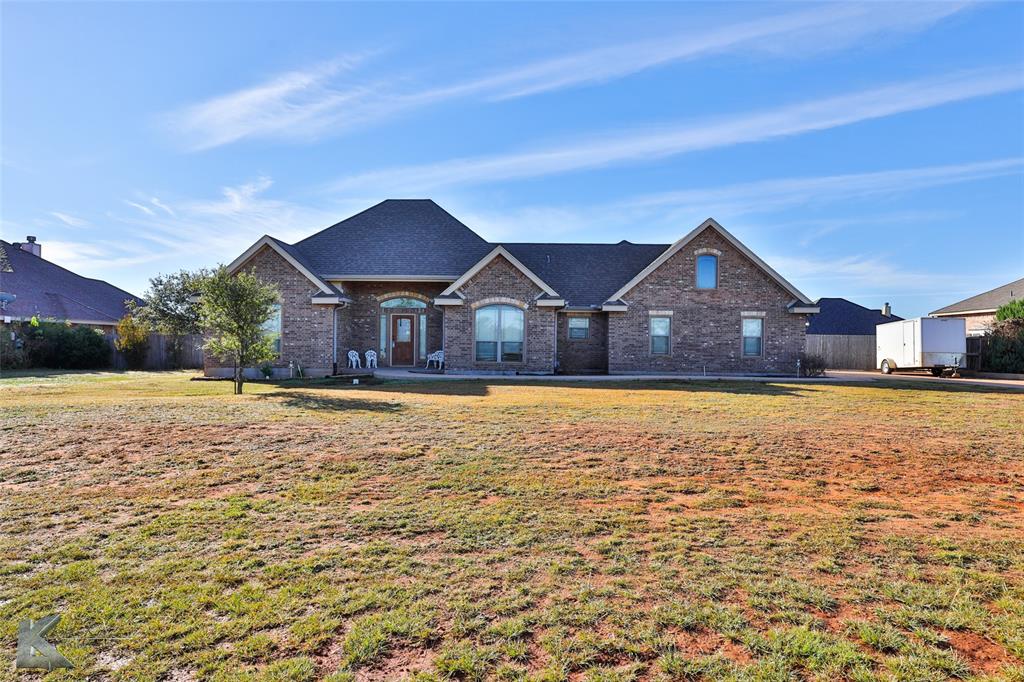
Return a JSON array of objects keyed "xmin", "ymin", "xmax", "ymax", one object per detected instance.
[
  {"xmin": 930, "ymin": 277, "xmax": 1024, "ymax": 336},
  {"xmin": 1, "ymin": 237, "xmax": 141, "ymax": 331},
  {"xmin": 206, "ymin": 200, "xmax": 819, "ymax": 377}
]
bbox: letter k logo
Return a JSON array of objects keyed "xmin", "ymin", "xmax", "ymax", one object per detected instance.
[{"xmin": 16, "ymin": 614, "xmax": 73, "ymax": 670}]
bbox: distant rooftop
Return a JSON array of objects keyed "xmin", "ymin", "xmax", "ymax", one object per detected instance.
[
  {"xmin": 806, "ymin": 297, "xmax": 902, "ymax": 335},
  {"xmin": 931, "ymin": 277, "xmax": 1024, "ymax": 316},
  {"xmin": 0, "ymin": 239, "xmax": 141, "ymax": 325}
]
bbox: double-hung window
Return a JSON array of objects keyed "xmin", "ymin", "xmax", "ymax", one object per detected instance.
[
  {"xmin": 475, "ymin": 305, "xmax": 524, "ymax": 362},
  {"xmin": 742, "ymin": 318, "xmax": 764, "ymax": 357},
  {"xmin": 568, "ymin": 316, "xmax": 589, "ymax": 340},
  {"xmin": 650, "ymin": 316, "xmax": 671, "ymax": 355}
]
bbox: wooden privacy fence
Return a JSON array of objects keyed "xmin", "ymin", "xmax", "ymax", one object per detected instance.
[
  {"xmin": 108, "ymin": 333, "xmax": 204, "ymax": 370},
  {"xmin": 805, "ymin": 334, "xmax": 877, "ymax": 370}
]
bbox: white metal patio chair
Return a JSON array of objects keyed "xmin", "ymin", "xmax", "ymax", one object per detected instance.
[
  {"xmin": 365, "ymin": 350, "xmax": 378, "ymax": 369},
  {"xmin": 426, "ymin": 349, "xmax": 444, "ymax": 370},
  {"xmin": 347, "ymin": 350, "xmax": 361, "ymax": 369}
]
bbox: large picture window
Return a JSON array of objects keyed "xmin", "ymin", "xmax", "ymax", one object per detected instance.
[
  {"xmin": 650, "ymin": 316, "xmax": 671, "ymax": 355},
  {"xmin": 262, "ymin": 303, "xmax": 282, "ymax": 354},
  {"xmin": 475, "ymin": 305, "xmax": 524, "ymax": 362},
  {"xmin": 696, "ymin": 254, "xmax": 718, "ymax": 289},
  {"xmin": 742, "ymin": 318, "xmax": 763, "ymax": 357}
]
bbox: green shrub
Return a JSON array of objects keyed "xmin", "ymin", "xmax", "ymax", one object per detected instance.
[
  {"xmin": 114, "ymin": 314, "xmax": 150, "ymax": 369},
  {"xmin": 799, "ymin": 353, "xmax": 827, "ymax": 377},
  {"xmin": 0, "ymin": 326, "xmax": 29, "ymax": 369},
  {"xmin": 984, "ymin": 319, "xmax": 1024, "ymax": 373},
  {"xmin": 995, "ymin": 298, "xmax": 1024, "ymax": 321},
  {"xmin": 24, "ymin": 319, "xmax": 111, "ymax": 369}
]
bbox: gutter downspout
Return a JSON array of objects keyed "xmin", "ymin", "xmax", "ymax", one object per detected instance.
[{"xmin": 332, "ymin": 304, "xmax": 340, "ymax": 375}]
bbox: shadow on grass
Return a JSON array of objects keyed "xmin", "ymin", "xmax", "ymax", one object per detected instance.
[
  {"xmin": 258, "ymin": 374, "xmax": 1023, "ymax": 403},
  {"xmin": 260, "ymin": 390, "xmax": 404, "ymax": 413},
  {"xmin": 284, "ymin": 376, "xmax": 811, "ymax": 399}
]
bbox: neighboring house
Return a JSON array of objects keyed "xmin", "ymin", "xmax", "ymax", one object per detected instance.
[
  {"xmin": 0, "ymin": 237, "xmax": 141, "ymax": 331},
  {"xmin": 208, "ymin": 200, "xmax": 819, "ymax": 378},
  {"xmin": 930, "ymin": 277, "xmax": 1024, "ymax": 335},
  {"xmin": 805, "ymin": 298, "xmax": 902, "ymax": 370}
]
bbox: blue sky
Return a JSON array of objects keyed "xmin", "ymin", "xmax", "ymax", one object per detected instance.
[{"xmin": 2, "ymin": 1, "xmax": 1022, "ymax": 317}]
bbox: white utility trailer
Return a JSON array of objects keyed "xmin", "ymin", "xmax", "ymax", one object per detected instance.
[{"xmin": 876, "ymin": 317, "xmax": 966, "ymax": 376}]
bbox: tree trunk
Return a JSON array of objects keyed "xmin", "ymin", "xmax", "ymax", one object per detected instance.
[{"xmin": 234, "ymin": 363, "xmax": 243, "ymax": 394}]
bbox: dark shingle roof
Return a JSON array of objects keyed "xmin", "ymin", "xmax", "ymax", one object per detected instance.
[
  {"xmin": 0, "ymin": 240, "xmax": 141, "ymax": 324},
  {"xmin": 504, "ymin": 242, "xmax": 669, "ymax": 308},
  {"xmin": 930, "ymin": 278, "xmax": 1024, "ymax": 315},
  {"xmin": 293, "ymin": 200, "xmax": 493, "ymax": 277},
  {"xmin": 806, "ymin": 297, "xmax": 902, "ymax": 335}
]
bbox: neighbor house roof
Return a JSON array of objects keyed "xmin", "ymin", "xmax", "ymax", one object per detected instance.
[
  {"xmin": 930, "ymin": 277, "xmax": 1024, "ymax": 316},
  {"xmin": 293, "ymin": 199, "xmax": 493, "ymax": 279},
  {"xmin": 806, "ymin": 298, "xmax": 902, "ymax": 335},
  {"xmin": 0, "ymin": 240, "xmax": 141, "ymax": 325}
]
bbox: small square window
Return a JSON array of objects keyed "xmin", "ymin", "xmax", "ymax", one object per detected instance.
[
  {"xmin": 568, "ymin": 317, "xmax": 589, "ymax": 339},
  {"xmin": 650, "ymin": 316, "xmax": 671, "ymax": 355},
  {"xmin": 696, "ymin": 254, "xmax": 718, "ymax": 289}
]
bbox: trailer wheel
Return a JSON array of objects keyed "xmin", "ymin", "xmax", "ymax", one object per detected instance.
[
  {"xmin": 930, "ymin": 368, "xmax": 943, "ymax": 377},
  {"xmin": 881, "ymin": 360, "xmax": 892, "ymax": 374}
]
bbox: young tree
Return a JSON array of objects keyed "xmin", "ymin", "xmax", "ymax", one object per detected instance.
[
  {"xmin": 132, "ymin": 269, "xmax": 211, "ymax": 368},
  {"xmin": 114, "ymin": 314, "xmax": 151, "ymax": 370},
  {"xmin": 199, "ymin": 266, "xmax": 280, "ymax": 394}
]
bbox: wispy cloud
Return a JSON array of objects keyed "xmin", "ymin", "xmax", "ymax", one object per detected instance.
[
  {"xmin": 164, "ymin": 3, "xmax": 970, "ymax": 150},
  {"xmin": 150, "ymin": 197, "xmax": 175, "ymax": 217},
  {"xmin": 474, "ymin": 2, "xmax": 972, "ymax": 100},
  {"xmin": 328, "ymin": 69, "xmax": 1023, "ymax": 193},
  {"xmin": 166, "ymin": 55, "xmax": 374, "ymax": 150},
  {"xmin": 617, "ymin": 157, "xmax": 1024, "ymax": 221},
  {"xmin": 449, "ymin": 157, "xmax": 1022, "ymax": 245},
  {"xmin": 124, "ymin": 200, "xmax": 156, "ymax": 216},
  {"xmin": 49, "ymin": 211, "xmax": 88, "ymax": 227}
]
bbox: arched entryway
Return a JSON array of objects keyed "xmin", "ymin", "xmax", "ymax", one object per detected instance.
[{"xmin": 377, "ymin": 293, "xmax": 429, "ymax": 367}]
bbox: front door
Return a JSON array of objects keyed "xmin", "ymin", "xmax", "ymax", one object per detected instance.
[{"xmin": 391, "ymin": 314, "xmax": 415, "ymax": 366}]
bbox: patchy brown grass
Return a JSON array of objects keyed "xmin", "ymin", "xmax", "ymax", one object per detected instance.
[{"xmin": 0, "ymin": 371, "xmax": 1022, "ymax": 681}]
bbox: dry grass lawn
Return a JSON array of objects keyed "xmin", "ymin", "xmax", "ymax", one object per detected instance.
[{"xmin": 0, "ymin": 371, "xmax": 1022, "ymax": 682}]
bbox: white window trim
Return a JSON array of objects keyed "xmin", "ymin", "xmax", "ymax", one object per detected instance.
[
  {"xmin": 741, "ymin": 316, "xmax": 765, "ymax": 358},
  {"xmin": 695, "ymin": 253, "xmax": 719, "ymax": 290},
  {"xmin": 650, "ymin": 315, "xmax": 672, "ymax": 356},
  {"xmin": 568, "ymin": 316, "xmax": 590, "ymax": 340},
  {"xmin": 474, "ymin": 304, "xmax": 526, "ymax": 363}
]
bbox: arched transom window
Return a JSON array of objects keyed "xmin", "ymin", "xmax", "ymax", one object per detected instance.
[
  {"xmin": 475, "ymin": 305, "xmax": 524, "ymax": 362},
  {"xmin": 380, "ymin": 297, "xmax": 427, "ymax": 308}
]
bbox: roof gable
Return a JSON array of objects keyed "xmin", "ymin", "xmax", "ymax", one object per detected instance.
[
  {"xmin": 440, "ymin": 246, "xmax": 561, "ymax": 299},
  {"xmin": 226, "ymin": 236, "xmax": 336, "ymax": 295},
  {"xmin": 606, "ymin": 218, "xmax": 814, "ymax": 305},
  {"xmin": 931, "ymin": 277, "xmax": 1024, "ymax": 315}
]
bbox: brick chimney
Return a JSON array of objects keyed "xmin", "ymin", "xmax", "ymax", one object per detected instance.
[
  {"xmin": 19, "ymin": 236, "xmax": 41, "ymax": 257},
  {"xmin": 882, "ymin": 302, "xmax": 891, "ymax": 317}
]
